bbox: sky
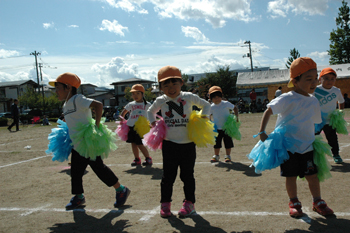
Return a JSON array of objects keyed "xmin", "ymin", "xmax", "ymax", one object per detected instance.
[{"xmin": 0, "ymin": 0, "xmax": 347, "ymax": 88}]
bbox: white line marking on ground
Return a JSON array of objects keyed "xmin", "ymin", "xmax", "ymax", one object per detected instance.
[
  {"xmin": 0, "ymin": 155, "xmax": 50, "ymax": 168},
  {"xmin": 20, "ymin": 204, "xmax": 52, "ymax": 216},
  {"xmin": 1, "ymin": 207, "xmax": 349, "ymax": 217},
  {"xmin": 139, "ymin": 206, "xmax": 159, "ymax": 221},
  {"xmin": 339, "ymin": 143, "xmax": 350, "ymax": 152},
  {"xmin": 0, "ymin": 138, "xmax": 36, "ymax": 146},
  {"xmin": 0, "ymin": 150, "xmax": 46, "ymax": 153}
]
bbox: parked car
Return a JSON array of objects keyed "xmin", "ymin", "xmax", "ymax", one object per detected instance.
[
  {"xmin": 0, "ymin": 112, "xmax": 12, "ymax": 118},
  {"xmin": 22, "ymin": 109, "xmax": 32, "ymax": 115}
]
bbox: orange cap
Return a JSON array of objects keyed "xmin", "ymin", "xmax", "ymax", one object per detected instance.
[
  {"xmin": 130, "ymin": 84, "xmax": 145, "ymax": 93},
  {"xmin": 208, "ymin": 86, "xmax": 222, "ymax": 95},
  {"xmin": 158, "ymin": 66, "xmax": 182, "ymax": 83},
  {"xmin": 319, "ymin": 67, "xmax": 337, "ymax": 80},
  {"xmin": 288, "ymin": 57, "xmax": 317, "ymax": 88},
  {"xmin": 49, "ymin": 72, "xmax": 81, "ymax": 89}
]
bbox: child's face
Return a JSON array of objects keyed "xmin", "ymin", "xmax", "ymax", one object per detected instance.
[
  {"xmin": 293, "ymin": 69, "xmax": 318, "ymax": 96},
  {"xmin": 160, "ymin": 79, "xmax": 183, "ymax": 99},
  {"xmin": 132, "ymin": 91, "xmax": 143, "ymax": 102},
  {"xmin": 211, "ymin": 95, "xmax": 222, "ymax": 105},
  {"xmin": 320, "ymin": 73, "xmax": 336, "ymax": 89},
  {"xmin": 55, "ymin": 83, "xmax": 70, "ymax": 101}
]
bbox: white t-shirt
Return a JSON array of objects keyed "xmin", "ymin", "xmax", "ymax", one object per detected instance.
[
  {"xmin": 148, "ymin": 91, "xmax": 211, "ymax": 144},
  {"xmin": 210, "ymin": 100, "xmax": 235, "ymax": 129},
  {"xmin": 267, "ymin": 91, "xmax": 322, "ymax": 154},
  {"xmin": 313, "ymin": 85, "xmax": 344, "ymax": 118},
  {"xmin": 124, "ymin": 101, "xmax": 151, "ymax": 127},
  {"xmin": 275, "ymin": 89, "xmax": 282, "ymax": 97},
  {"xmin": 63, "ymin": 94, "xmax": 93, "ymax": 146}
]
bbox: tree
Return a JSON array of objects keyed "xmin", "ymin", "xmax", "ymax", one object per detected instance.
[
  {"xmin": 286, "ymin": 48, "xmax": 300, "ymax": 69},
  {"xmin": 329, "ymin": 0, "xmax": 350, "ymax": 65}
]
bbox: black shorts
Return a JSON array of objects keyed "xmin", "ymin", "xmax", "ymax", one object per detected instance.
[
  {"xmin": 280, "ymin": 150, "xmax": 318, "ymax": 178},
  {"xmin": 126, "ymin": 126, "xmax": 143, "ymax": 145},
  {"xmin": 214, "ymin": 130, "xmax": 234, "ymax": 149}
]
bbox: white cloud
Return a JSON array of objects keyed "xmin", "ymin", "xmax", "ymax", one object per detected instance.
[
  {"xmin": 307, "ymin": 51, "xmax": 329, "ymax": 60},
  {"xmin": 99, "ymin": 19, "xmax": 128, "ymax": 36},
  {"xmin": 104, "ymin": 0, "xmax": 256, "ymax": 28},
  {"xmin": 0, "ymin": 49, "xmax": 20, "ymax": 58},
  {"xmin": 181, "ymin": 26, "xmax": 209, "ymax": 43},
  {"xmin": 43, "ymin": 22, "xmax": 54, "ymax": 29},
  {"xmin": 267, "ymin": 0, "xmax": 329, "ymax": 18},
  {"xmin": 68, "ymin": 25, "xmax": 79, "ymax": 28}
]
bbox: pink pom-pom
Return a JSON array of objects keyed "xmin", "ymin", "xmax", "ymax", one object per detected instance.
[
  {"xmin": 115, "ymin": 117, "xmax": 129, "ymax": 141},
  {"xmin": 143, "ymin": 116, "xmax": 168, "ymax": 151}
]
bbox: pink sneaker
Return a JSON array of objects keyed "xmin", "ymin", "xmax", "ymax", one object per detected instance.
[
  {"xmin": 178, "ymin": 200, "xmax": 195, "ymax": 218},
  {"xmin": 160, "ymin": 202, "xmax": 171, "ymax": 218}
]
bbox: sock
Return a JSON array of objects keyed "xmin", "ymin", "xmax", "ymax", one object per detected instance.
[
  {"xmin": 116, "ymin": 184, "xmax": 125, "ymax": 192},
  {"xmin": 290, "ymin": 197, "xmax": 298, "ymax": 202},
  {"xmin": 313, "ymin": 197, "xmax": 321, "ymax": 202},
  {"xmin": 77, "ymin": 194, "xmax": 84, "ymax": 199}
]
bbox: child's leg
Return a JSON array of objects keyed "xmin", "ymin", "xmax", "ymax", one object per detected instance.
[
  {"xmin": 285, "ymin": 176, "xmax": 298, "ymax": 199},
  {"xmin": 305, "ymin": 174, "xmax": 321, "ymax": 199},
  {"xmin": 71, "ymin": 149, "xmax": 89, "ymax": 195},
  {"xmin": 214, "ymin": 148, "xmax": 220, "ymax": 155},
  {"xmin": 138, "ymin": 144, "xmax": 150, "ymax": 158},
  {"xmin": 179, "ymin": 143, "xmax": 196, "ymax": 203},
  {"xmin": 225, "ymin": 148, "xmax": 231, "ymax": 155},
  {"xmin": 131, "ymin": 143, "xmax": 140, "ymax": 159},
  {"xmin": 323, "ymin": 124, "xmax": 339, "ymax": 156}
]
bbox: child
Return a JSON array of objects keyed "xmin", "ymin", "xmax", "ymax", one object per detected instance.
[
  {"xmin": 314, "ymin": 68, "xmax": 345, "ymax": 163},
  {"xmin": 147, "ymin": 65, "xmax": 211, "ymax": 218},
  {"xmin": 120, "ymin": 84, "xmax": 152, "ymax": 166},
  {"xmin": 49, "ymin": 72, "xmax": 130, "ymax": 209},
  {"xmin": 256, "ymin": 57, "xmax": 333, "ymax": 217},
  {"xmin": 208, "ymin": 86, "xmax": 239, "ymax": 163}
]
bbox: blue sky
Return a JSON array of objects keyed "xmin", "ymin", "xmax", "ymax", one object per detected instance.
[{"xmin": 0, "ymin": 0, "xmax": 346, "ymax": 87}]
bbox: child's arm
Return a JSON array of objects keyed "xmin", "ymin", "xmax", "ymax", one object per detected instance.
[
  {"xmin": 90, "ymin": 100, "xmax": 103, "ymax": 127},
  {"xmin": 120, "ymin": 109, "xmax": 129, "ymax": 120},
  {"xmin": 147, "ymin": 100, "xmax": 162, "ymax": 127},
  {"xmin": 233, "ymin": 106, "xmax": 239, "ymax": 122},
  {"xmin": 258, "ymin": 107, "xmax": 273, "ymax": 141},
  {"xmin": 339, "ymin": 102, "xmax": 345, "ymax": 110}
]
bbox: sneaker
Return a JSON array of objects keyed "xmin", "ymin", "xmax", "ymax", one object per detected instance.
[
  {"xmin": 289, "ymin": 199, "xmax": 303, "ymax": 217},
  {"xmin": 178, "ymin": 200, "xmax": 195, "ymax": 218},
  {"xmin": 225, "ymin": 155, "xmax": 232, "ymax": 162},
  {"xmin": 65, "ymin": 196, "xmax": 85, "ymax": 209},
  {"xmin": 333, "ymin": 155, "xmax": 343, "ymax": 164},
  {"xmin": 160, "ymin": 202, "xmax": 172, "ymax": 218},
  {"xmin": 7, "ymin": 128, "xmax": 11, "ymax": 132},
  {"xmin": 313, "ymin": 199, "xmax": 334, "ymax": 216},
  {"xmin": 210, "ymin": 155, "xmax": 220, "ymax": 163},
  {"xmin": 142, "ymin": 157, "xmax": 153, "ymax": 166},
  {"xmin": 131, "ymin": 158, "xmax": 141, "ymax": 166},
  {"xmin": 114, "ymin": 187, "xmax": 131, "ymax": 207}
]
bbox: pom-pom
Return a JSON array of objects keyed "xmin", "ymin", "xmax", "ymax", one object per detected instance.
[
  {"xmin": 247, "ymin": 125, "xmax": 296, "ymax": 174},
  {"xmin": 315, "ymin": 112, "xmax": 328, "ymax": 134},
  {"xmin": 143, "ymin": 116, "xmax": 168, "ymax": 151},
  {"xmin": 222, "ymin": 114, "xmax": 241, "ymax": 140},
  {"xmin": 312, "ymin": 135, "xmax": 332, "ymax": 182},
  {"xmin": 328, "ymin": 109, "xmax": 349, "ymax": 135},
  {"xmin": 134, "ymin": 115, "xmax": 150, "ymax": 138},
  {"xmin": 46, "ymin": 119, "xmax": 73, "ymax": 162},
  {"xmin": 71, "ymin": 117, "xmax": 118, "ymax": 161},
  {"xmin": 115, "ymin": 117, "xmax": 129, "ymax": 141},
  {"xmin": 187, "ymin": 110, "xmax": 218, "ymax": 147}
]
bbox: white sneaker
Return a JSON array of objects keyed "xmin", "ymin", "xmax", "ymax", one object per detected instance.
[
  {"xmin": 225, "ymin": 155, "xmax": 231, "ymax": 162},
  {"xmin": 211, "ymin": 155, "xmax": 220, "ymax": 162}
]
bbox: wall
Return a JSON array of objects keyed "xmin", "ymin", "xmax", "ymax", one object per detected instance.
[{"xmin": 335, "ymin": 78, "xmax": 350, "ymax": 96}]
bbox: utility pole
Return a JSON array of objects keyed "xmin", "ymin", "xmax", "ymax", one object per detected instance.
[
  {"xmin": 30, "ymin": 51, "xmax": 41, "ymax": 92},
  {"xmin": 244, "ymin": 41, "xmax": 253, "ymax": 72},
  {"xmin": 39, "ymin": 63, "xmax": 45, "ymax": 114}
]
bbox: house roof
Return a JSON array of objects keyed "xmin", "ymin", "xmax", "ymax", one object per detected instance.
[
  {"xmin": 87, "ymin": 92, "xmax": 113, "ymax": 98},
  {"xmin": 110, "ymin": 77, "xmax": 155, "ymax": 85},
  {"xmin": 0, "ymin": 80, "xmax": 39, "ymax": 88}
]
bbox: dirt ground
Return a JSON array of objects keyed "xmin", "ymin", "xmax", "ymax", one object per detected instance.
[{"xmin": 0, "ymin": 110, "xmax": 349, "ymax": 233}]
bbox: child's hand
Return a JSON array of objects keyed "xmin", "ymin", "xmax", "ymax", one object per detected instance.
[
  {"xmin": 150, "ymin": 121, "xmax": 156, "ymax": 128},
  {"xmin": 259, "ymin": 132, "xmax": 268, "ymax": 142},
  {"xmin": 201, "ymin": 115, "xmax": 209, "ymax": 119}
]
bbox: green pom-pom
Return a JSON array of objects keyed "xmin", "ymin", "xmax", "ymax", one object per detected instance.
[
  {"xmin": 313, "ymin": 135, "xmax": 332, "ymax": 182},
  {"xmin": 328, "ymin": 109, "xmax": 349, "ymax": 135},
  {"xmin": 222, "ymin": 114, "xmax": 241, "ymax": 140}
]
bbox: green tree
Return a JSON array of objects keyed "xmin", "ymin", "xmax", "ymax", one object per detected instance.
[
  {"xmin": 286, "ymin": 48, "xmax": 300, "ymax": 69},
  {"xmin": 329, "ymin": 0, "xmax": 350, "ymax": 65},
  {"xmin": 18, "ymin": 86, "xmax": 42, "ymax": 110}
]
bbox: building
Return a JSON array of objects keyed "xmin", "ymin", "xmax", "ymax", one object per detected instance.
[
  {"xmin": 110, "ymin": 78, "xmax": 155, "ymax": 107},
  {"xmin": 0, "ymin": 80, "xmax": 39, "ymax": 113}
]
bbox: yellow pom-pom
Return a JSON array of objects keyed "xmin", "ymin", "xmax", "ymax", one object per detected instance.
[
  {"xmin": 188, "ymin": 110, "xmax": 218, "ymax": 147},
  {"xmin": 134, "ymin": 116, "xmax": 150, "ymax": 138}
]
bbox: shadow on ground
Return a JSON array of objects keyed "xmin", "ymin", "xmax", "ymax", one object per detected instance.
[
  {"xmin": 214, "ymin": 161, "xmax": 262, "ymax": 177},
  {"xmin": 124, "ymin": 165, "xmax": 163, "ymax": 179},
  {"xmin": 48, "ymin": 209, "xmax": 130, "ymax": 233},
  {"xmin": 331, "ymin": 162, "xmax": 350, "ymax": 173},
  {"xmin": 285, "ymin": 214, "xmax": 350, "ymax": 233}
]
